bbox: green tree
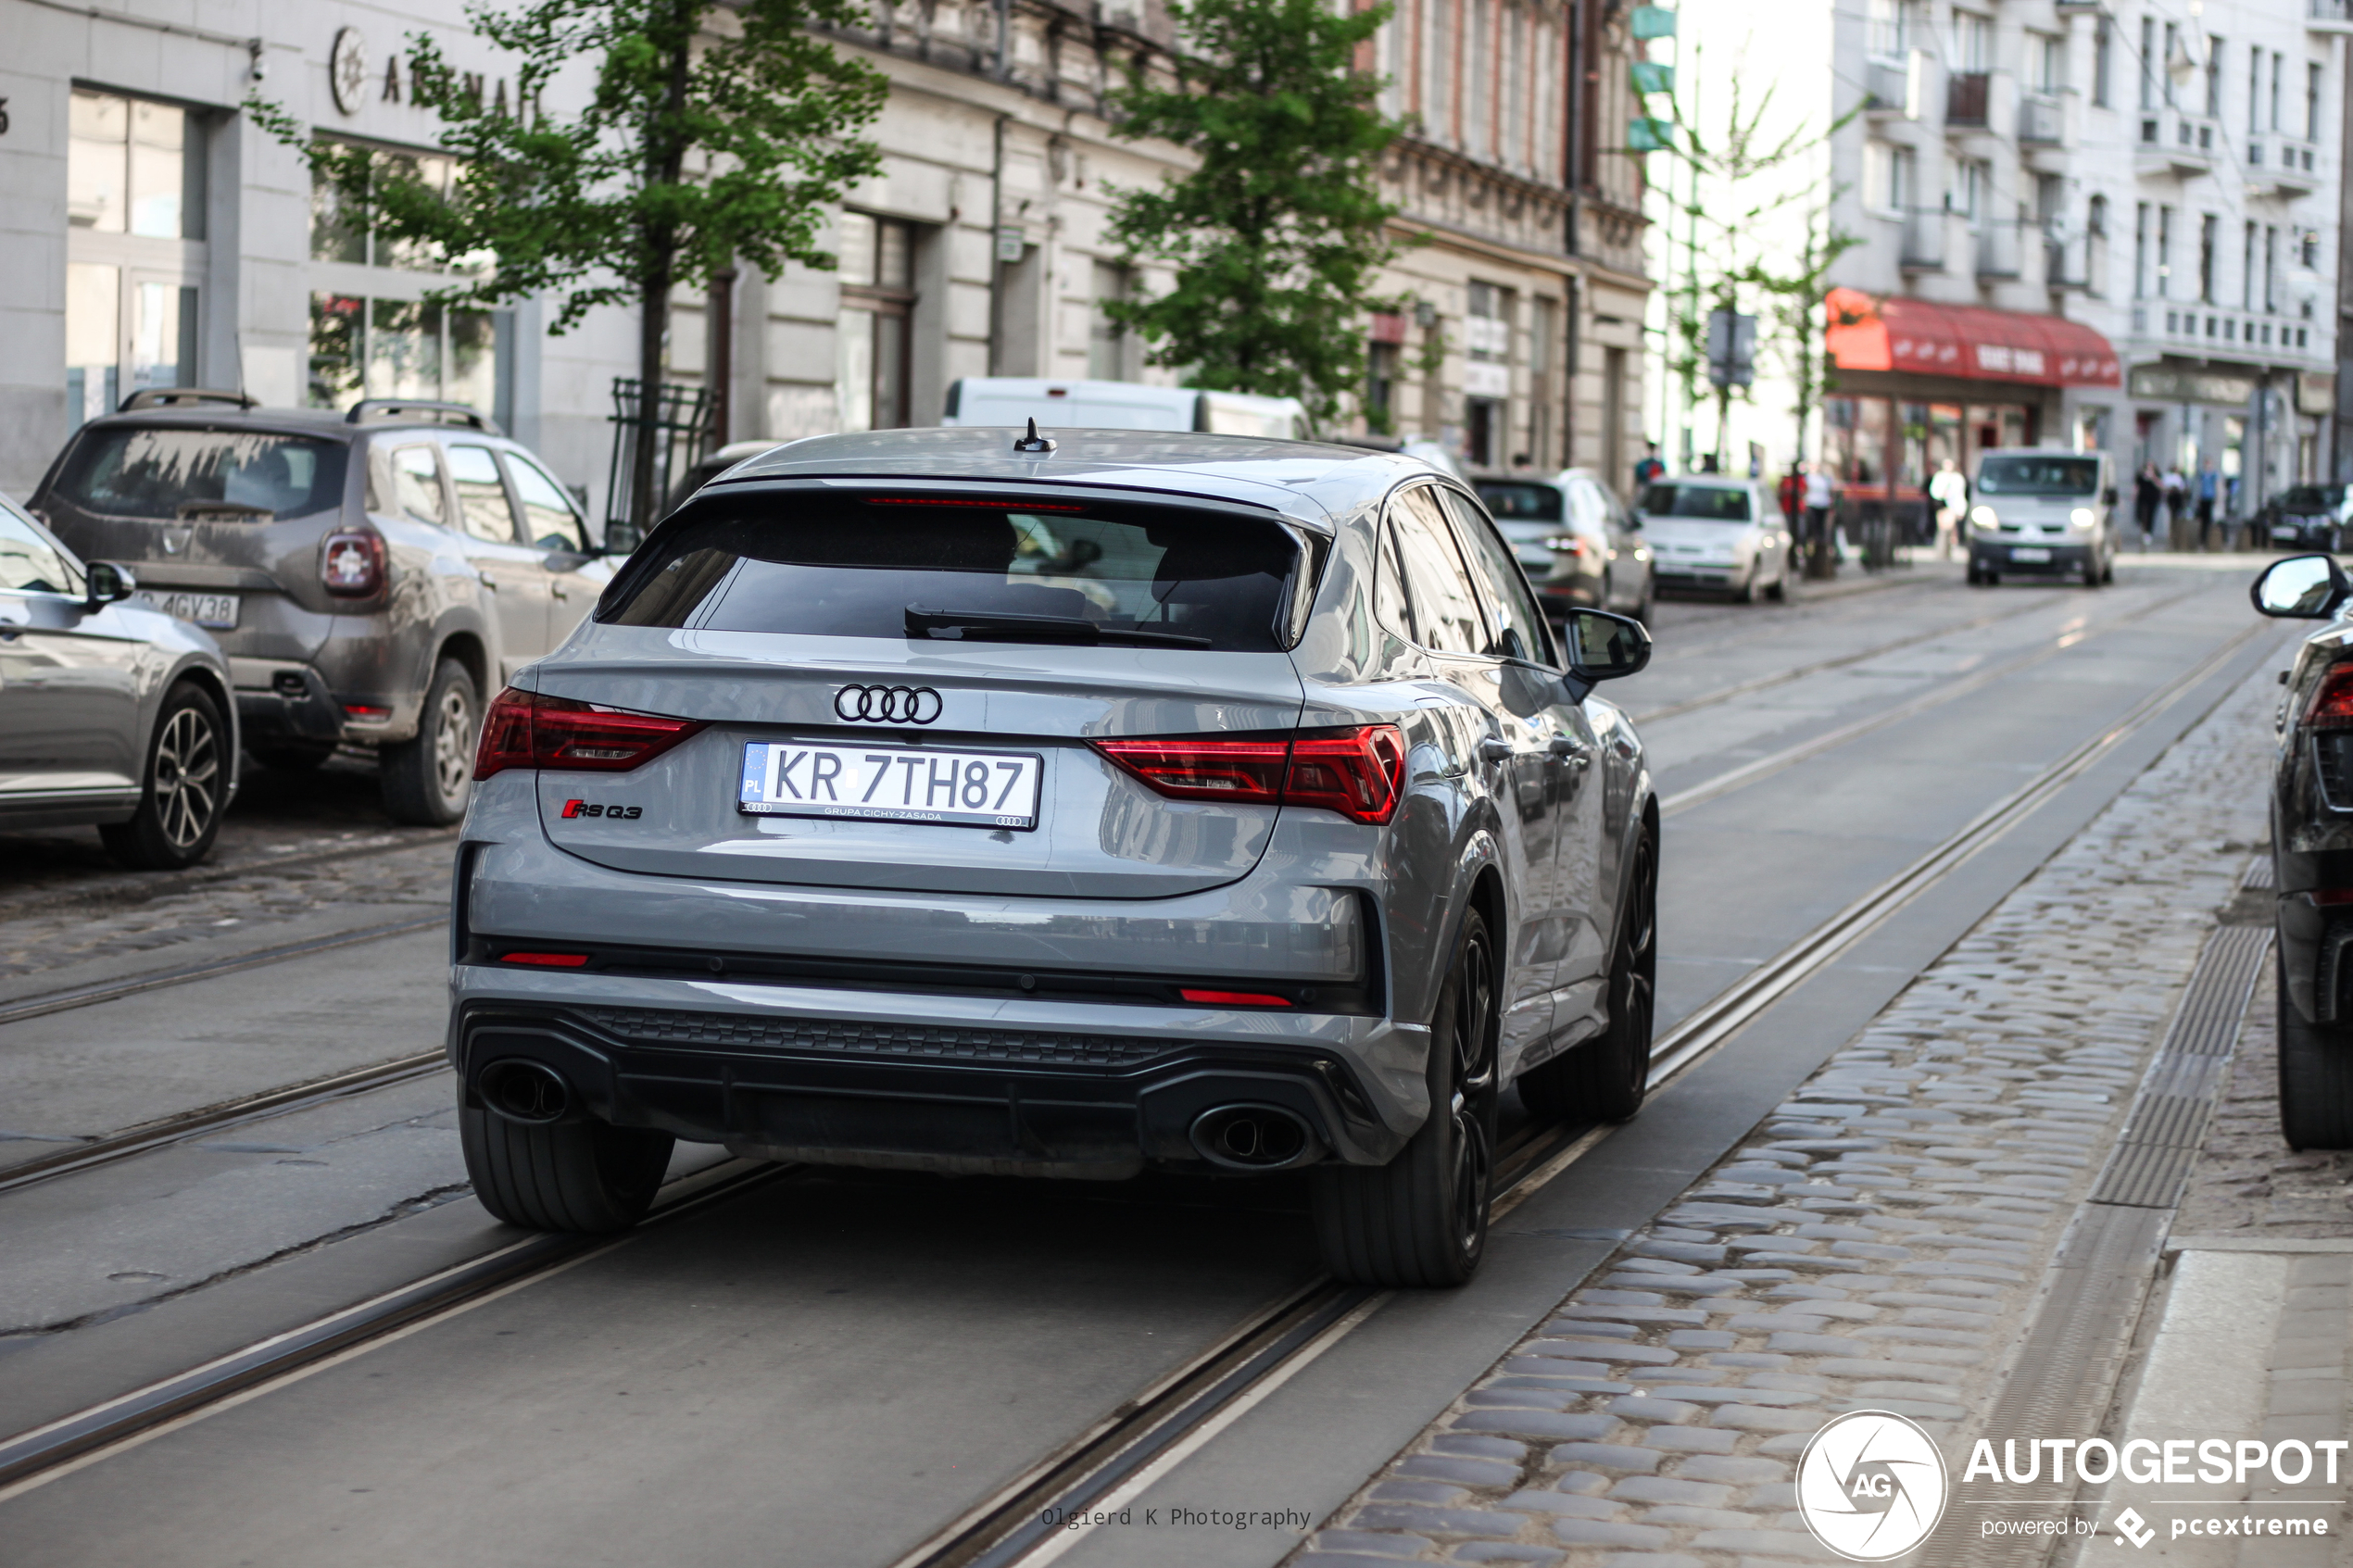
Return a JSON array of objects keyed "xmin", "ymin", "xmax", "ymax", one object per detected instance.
[
  {"xmin": 1102, "ymin": 0, "xmax": 1408, "ymax": 430},
  {"xmin": 253, "ymin": 0, "xmax": 886, "ymax": 532}
]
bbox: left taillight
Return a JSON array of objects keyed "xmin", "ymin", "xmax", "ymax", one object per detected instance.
[
  {"xmin": 474, "ymin": 688, "xmax": 709, "ymax": 780},
  {"xmin": 1093, "ymin": 724, "xmax": 1406, "ymax": 826},
  {"xmin": 2305, "ymin": 665, "xmax": 2353, "ymax": 731},
  {"xmin": 321, "ymin": 529, "xmax": 386, "ymax": 596}
]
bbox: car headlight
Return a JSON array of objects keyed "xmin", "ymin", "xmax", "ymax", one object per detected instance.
[
  {"xmin": 1970, "ymin": 505, "xmax": 1999, "ymax": 531},
  {"xmin": 2070, "ymin": 508, "xmax": 2095, "ymax": 529}
]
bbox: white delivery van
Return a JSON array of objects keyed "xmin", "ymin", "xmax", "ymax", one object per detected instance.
[{"xmin": 940, "ymin": 378, "xmax": 1309, "ymax": 441}]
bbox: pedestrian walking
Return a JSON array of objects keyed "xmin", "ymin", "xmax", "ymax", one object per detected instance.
[
  {"xmin": 1928, "ymin": 458, "xmax": 1968, "ymax": 560},
  {"xmin": 1803, "ymin": 464, "xmax": 1837, "ymax": 577},
  {"xmin": 1632, "ymin": 441, "xmax": 1665, "ymax": 491},
  {"xmin": 1779, "ymin": 463, "xmax": 1805, "ymax": 530},
  {"xmin": 2133, "ymin": 463, "xmax": 2161, "ymax": 551},
  {"xmin": 2161, "ymin": 464, "xmax": 2187, "ymax": 549},
  {"xmin": 2196, "ymin": 459, "xmax": 2221, "ymax": 550}
]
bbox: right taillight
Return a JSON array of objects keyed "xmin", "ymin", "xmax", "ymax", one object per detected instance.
[
  {"xmin": 321, "ymin": 529, "xmax": 386, "ymax": 596},
  {"xmin": 474, "ymin": 688, "xmax": 708, "ymax": 780},
  {"xmin": 1093, "ymin": 724, "xmax": 1406, "ymax": 825},
  {"xmin": 2305, "ymin": 666, "xmax": 2353, "ymax": 730}
]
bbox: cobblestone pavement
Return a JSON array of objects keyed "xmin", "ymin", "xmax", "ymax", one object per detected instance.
[
  {"xmin": 1288, "ymin": 658, "xmax": 2278, "ymax": 1564},
  {"xmin": 0, "ymin": 758, "xmax": 452, "ymax": 982}
]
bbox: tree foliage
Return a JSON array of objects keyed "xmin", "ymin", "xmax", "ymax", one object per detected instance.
[
  {"xmin": 1103, "ymin": 0, "xmax": 1408, "ymax": 429},
  {"xmin": 253, "ymin": 0, "xmax": 885, "ymax": 526}
]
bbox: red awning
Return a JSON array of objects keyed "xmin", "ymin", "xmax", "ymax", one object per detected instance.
[{"xmin": 1825, "ymin": 287, "xmax": 2120, "ymax": 388}]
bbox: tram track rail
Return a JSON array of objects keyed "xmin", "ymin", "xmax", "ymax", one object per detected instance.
[{"xmin": 0, "ymin": 608, "xmax": 2283, "ymax": 1537}]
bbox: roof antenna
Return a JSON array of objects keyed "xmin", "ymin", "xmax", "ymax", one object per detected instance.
[{"xmin": 1013, "ymin": 417, "xmax": 1056, "ymax": 454}]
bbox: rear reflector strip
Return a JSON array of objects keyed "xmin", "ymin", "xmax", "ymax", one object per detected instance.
[
  {"xmin": 2314, "ymin": 890, "xmax": 2353, "ymax": 906},
  {"xmin": 501, "ymin": 952, "xmax": 590, "ymax": 968},
  {"xmin": 1179, "ymin": 988, "xmax": 1293, "ymax": 1008}
]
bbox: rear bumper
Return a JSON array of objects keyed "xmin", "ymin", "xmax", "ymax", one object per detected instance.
[
  {"xmin": 448, "ymin": 985, "xmax": 1415, "ymax": 1176},
  {"xmin": 1972, "ymin": 541, "xmax": 2094, "ymax": 574}
]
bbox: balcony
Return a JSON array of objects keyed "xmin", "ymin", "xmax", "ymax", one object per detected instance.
[
  {"xmin": 1865, "ymin": 56, "xmax": 1913, "ymax": 116},
  {"xmin": 1976, "ymin": 222, "xmax": 2021, "ymax": 282},
  {"xmin": 2019, "ymin": 96, "xmax": 2063, "ymax": 146},
  {"xmin": 1900, "ymin": 207, "xmax": 1946, "ymax": 272},
  {"xmin": 2248, "ymin": 141, "xmax": 2323, "ymax": 199},
  {"xmin": 2313, "ymin": 0, "xmax": 2353, "ymax": 34},
  {"xmin": 2136, "ymin": 107, "xmax": 2218, "ymax": 178},
  {"xmin": 1946, "ymin": 71, "xmax": 1991, "ymax": 128}
]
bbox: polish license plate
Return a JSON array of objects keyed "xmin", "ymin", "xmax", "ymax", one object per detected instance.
[
  {"xmin": 738, "ymin": 741, "xmax": 1042, "ymax": 830},
  {"xmin": 134, "ymin": 590, "xmax": 239, "ymax": 629},
  {"xmin": 2009, "ymin": 547, "xmax": 2052, "ymax": 563}
]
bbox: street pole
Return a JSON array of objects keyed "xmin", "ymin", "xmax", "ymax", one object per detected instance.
[{"xmin": 1681, "ymin": 40, "xmax": 1703, "ymax": 474}]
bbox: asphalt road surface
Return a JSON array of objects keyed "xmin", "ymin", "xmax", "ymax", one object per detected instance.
[{"xmin": 0, "ymin": 557, "xmax": 2296, "ymax": 1567}]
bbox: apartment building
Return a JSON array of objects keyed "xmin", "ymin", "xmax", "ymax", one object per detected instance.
[
  {"xmin": 1826, "ymin": 0, "xmax": 2340, "ymax": 518},
  {"xmin": 0, "ymin": 0, "xmax": 1655, "ymax": 513}
]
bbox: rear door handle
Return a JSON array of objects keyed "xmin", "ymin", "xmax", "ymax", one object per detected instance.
[
  {"xmin": 1549, "ymin": 734, "xmax": 1592, "ymax": 767},
  {"xmin": 1478, "ymin": 737, "xmax": 1514, "ymax": 763}
]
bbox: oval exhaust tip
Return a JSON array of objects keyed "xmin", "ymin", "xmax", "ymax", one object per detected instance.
[
  {"xmin": 478, "ymin": 1059, "xmax": 571, "ymax": 1124},
  {"xmin": 1189, "ymin": 1104, "xmax": 1319, "ymax": 1171}
]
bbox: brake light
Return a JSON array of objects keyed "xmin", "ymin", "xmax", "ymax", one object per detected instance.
[
  {"xmin": 2306, "ymin": 666, "xmax": 2353, "ymax": 730},
  {"xmin": 501, "ymin": 951, "xmax": 589, "ymax": 967},
  {"xmin": 1093, "ymin": 724, "xmax": 1406, "ymax": 825},
  {"xmin": 321, "ymin": 529, "xmax": 386, "ymax": 596},
  {"xmin": 1545, "ymin": 533, "xmax": 1592, "ymax": 557},
  {"xmin": 474, "ymin": 688, "xmax": 708, "ymax": 780}
]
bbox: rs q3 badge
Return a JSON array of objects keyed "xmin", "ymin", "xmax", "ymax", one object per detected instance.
[
  {"xmin": 561, "ymin": 800, "xmax": 642, "ymax": 819},
  {"xmin": 836, "ymin": 684, "xmax": 943, "ymax": 724}
]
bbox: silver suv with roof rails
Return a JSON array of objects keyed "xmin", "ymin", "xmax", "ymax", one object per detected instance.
[
  {"xmin": 31, "ymin": 388, "xmax": 610, "ymax": 824},
  {"xmin": 448, "ymin": 426, "xmax": 1660, "ymax": 1288}
]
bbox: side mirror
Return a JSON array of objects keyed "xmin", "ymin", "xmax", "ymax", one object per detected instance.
[
  {"xmin": 2253, "ymin": 554, "xmax": 2350, "ymax": 620},
  {"xmin": 85, "ymin": 560, "xmax": 137, "ymax": 609},
  {"xmin": 1562, "ymin": 608, "xmax": 1652, "ymax": 682}
]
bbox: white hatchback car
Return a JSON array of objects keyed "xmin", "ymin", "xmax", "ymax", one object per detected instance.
[{"xmin": 1637, "ymin": 478, "xmax": 1792, "ymax": 602}]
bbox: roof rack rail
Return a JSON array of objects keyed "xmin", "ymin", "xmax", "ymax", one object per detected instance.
[
  {"xmin": 345, "ymin": 399, "xmax": 502, "ymax": 435},
  {"xmin": 117, "ymin": 388, "xmax": 259, "ymax": 413}
]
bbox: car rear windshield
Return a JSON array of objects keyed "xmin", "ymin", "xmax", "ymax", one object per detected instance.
[
  {"xmin": 2280, "ymin": 485, "xmax": 2342, "ymax": 511},
  {"xmin": 1641, "ymin": 483, "xmax": 1750, "ymax": 521},
  {"xmin": 604, "ymin": 495, "xmax": 1302, "ymax": 652},
  {"xmin": 53, "ymin": 427, "xmax": 347, "ymax": 520},
  {"xmin": 1975, "ymin": 456, "xmax": 2099, "ymax": 496},
  {"xmin": 1474, "ymin": 483, "xmax": 1564, "ymax": 523}
]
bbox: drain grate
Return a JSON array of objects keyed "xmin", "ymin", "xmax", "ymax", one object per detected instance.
[
  {"xmin": 2088, "ymin": 925, "xmax": 2269, "ymax": 1207},
  {"xmin": 2242, "ymin": 854, "xmax": 2276, "ymax": 891}
]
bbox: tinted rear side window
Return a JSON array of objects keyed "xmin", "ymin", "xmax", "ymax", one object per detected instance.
[
  {"xmin": 605, "ymin": 495, "xmax": 1300, "ymax": 652},
  {"xmin": 1641, "ymin": 483, "xmax": 1751, "ymax": 521},
  {"xmin": 54, "ymin": 428, "xmax": 347, "ymax": 520}
]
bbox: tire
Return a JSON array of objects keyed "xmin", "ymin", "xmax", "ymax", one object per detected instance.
[
  {"xmin": 1734, "ymin": 565, "xmax": 1757, "ymax": 604},
  {"xmin": 2082, "ymin": 556, "xmax": 2103, "ymax": 588},
  {"xmin": 1631, "ymin": 576, "xmax": 1654, "ymax": 626},
  {"xmin": 1312, "ymin": 907, "xmax": 1499, "ymax": 1288},
  {"xmin": 101, "ymin": 682, "xmax": 228, "ymax": 871},
  {"xmin": 2280, "ymin": 970, "xmax": 2353, "ymax": 1151},
  {"xmin": 1517, "ymin": 823, "xmax": 1658, "ymax": 1123},
  {"xmin": 381, "ymin": 658, "xmax": 480, "ymax": 826},
  {"xmin": 249, "ymin": 741, "xmax": 334, "ymax": 772},
  {"xmin": 1764, "ymin": 562, "xmax": 1788, "ymax": 602},
  {"xmin": 461, "ymin": 1097, "xmax": 675, "ymax": 1232}
]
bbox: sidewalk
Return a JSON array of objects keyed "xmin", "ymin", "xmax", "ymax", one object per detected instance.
[{"xmin": 1289, "ymin": 644, "xmax": 2284, "ymax": 1564}]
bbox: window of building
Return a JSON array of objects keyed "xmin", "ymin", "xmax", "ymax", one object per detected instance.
[
  {"xmin": 2251, "ymin": 48, "xmax": 2263, "ymax": 134},
  {"xmin": 2095, "ymin": 18, "xmax": 2113, "ymax": 107},
  {"xmin": 2032, "ymin": 34, "xmax": 2065, "ymax": 96},
  {"xmin": 1088, "ymin": 259, "xmax": 1133, "ymax": 381},
  {"xmin": 1948, "ymin": 158, "xmax": 1988, "ymax": 225},
  {"xmin": 1952, "ymin": 10, "xmax": 1989, "ymax": 73},
  {"xmin": 2133, "ymin": 202, "xmax": 2149, "ymax": 298},
  {"xmin": 2310, "ymin": 62, "xmax": 2325, "ymax": 141},
  {"xmin": 2272, "ymin": 52, "xmax": 2284, "ymax": 132},
  {"xmin": 835, "ymin": 210, "xmax": 916, "ymax": 432},
  {"xmin": 1464, "ymin": 282, "xmax": 1512, "ymax": 470},
  {"xmin": 2266, "ymin": 224, "xmax": 2279, "ymax": 312},
  {"xmin": 2158, "ymin": 206, "xmax": 2174, "ymax": 296},
  {"xmin": 2198, "ymin": 214, "xmax": 2218, "ymax": 302},
  {"xmin": 2140, "ymin": 18, "xmax": 2158, "ymax": 110},
  {"xmin": 1466, "ymin": 0, "xmax": 1491, "ymax": 162},
  {"xmin": 1528, "ymin": 296, "xmax": 1554, "ymax": 470},
  {"xmin": 2162, "ymin": 24, "xmax": 2180, "ymax": 105},
  {"xmin": 2244, "ymin": 220, "xmax": 2258, "ymax": 309},
  {"xmin": 2205, "ymin": 38, "xmax": 2223, "ymax": 117},
  {"xmin": 1367, "ymin": 341, "xmax": 1401, "ymax": 429},
  {"xmin": 2088, "ymin": 195, "xmax": 2109, "ymax": 294},
  {"xmin": 1867, "ymin": 0, "xmax": 1907, "ymax": 61},
  {"xmin": 66, "ymin": 89, "xmax": 208, "ymax": 429}
]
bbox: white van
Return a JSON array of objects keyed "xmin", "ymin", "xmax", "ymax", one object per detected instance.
[{"xmin": 941, "ymin": 378, "xmax": 1309, "ymax": 441}]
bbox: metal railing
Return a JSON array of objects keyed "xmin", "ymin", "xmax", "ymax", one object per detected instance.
[
  {"xmin": 603, "ymin": 379, "xmax": 713, "ymax": 551},
  {"xmin": 1946, "ymin": 70, "xmax": 1991, "ymax": 127}
]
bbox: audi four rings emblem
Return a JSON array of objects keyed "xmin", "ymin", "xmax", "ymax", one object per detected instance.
[{"xmin": 836, "ymin": 684, "xmax": 944, "ymax": 724}]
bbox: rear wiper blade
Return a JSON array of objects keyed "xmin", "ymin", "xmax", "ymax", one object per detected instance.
[{"xmin": 905, "ymin": 606, "xmax": 1210, "ymax": 648}]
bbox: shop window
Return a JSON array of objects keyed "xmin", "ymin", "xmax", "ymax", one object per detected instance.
[
  {"xmin": 836, "ymin": 210, "xmax": 917, "ymax": 432},
  {"xmin": 1088, "ymin": 259, "xmax": 1134, "ymax": 381},
  {"xmin": 66, "ymin": 89, "xmax": 208, "ymax": 429},
  {"xmin": 1464, "ymin": 282, "xmax": 1513, "ymax": 470}
]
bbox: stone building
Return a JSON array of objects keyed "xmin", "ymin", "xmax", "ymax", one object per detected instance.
[{"xmin": 0, "ymin": 0, "xmax": 1655, "ymax": 514}]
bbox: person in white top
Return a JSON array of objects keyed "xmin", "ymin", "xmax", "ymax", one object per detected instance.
[{"xmin": 1928, "ymin": 459, "xmax": 1968, "ymax": 560}]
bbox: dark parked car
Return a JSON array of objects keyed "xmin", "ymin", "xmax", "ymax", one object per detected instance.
[
  {"xmin": 1474, "ymin": 470, "xmax": 1653, "ymax": 623},
  {"xmin": 447, "ymin": 430, "xmax": 1659, "ymax": 1288},
  {"xmin": 2258, "ymin": 484, "xmax": 2353, "ymax": 553},
  {"xmin": 0, "ymin": 491, "xmax": 239, "ymax": 867},
  {"xmin": 2251, "ymin": 553, "xmax": 2353, "ymax": 1148},
  {"xmin": 31, "ymin": 389, "xmax": 610, "ymax": 824}
]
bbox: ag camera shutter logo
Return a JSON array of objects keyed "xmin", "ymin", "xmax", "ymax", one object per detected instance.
[{"xmin": 1796, "ymin": 1410, "xmax": 1949, "ymax": 1561}]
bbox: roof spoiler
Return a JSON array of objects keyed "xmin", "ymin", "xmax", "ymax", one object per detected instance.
[
  {"xmin": 118, "ymin": 388, "xmax": 258, "ymax": 413},
  {"xmin": 346, "ymin": 398, "xmax": 502, "ymax": 435}
]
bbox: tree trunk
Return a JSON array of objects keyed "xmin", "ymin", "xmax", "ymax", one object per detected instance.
[
  {"xmin": 630, "ymin": 268, "xmax": 671, "ymax": 538},
  {"xmin": 626, "ymin": 3, "xmax": 696, "ymax": 539}
]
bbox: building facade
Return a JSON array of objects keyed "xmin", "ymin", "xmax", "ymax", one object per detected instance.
[
  {"xmin": 0, "ymin": 0, "xmax": 1654, "ymax": 516},
  {"xmin": 1819, "ymin": 0, "xmax": 2343, "ymax": 521}
]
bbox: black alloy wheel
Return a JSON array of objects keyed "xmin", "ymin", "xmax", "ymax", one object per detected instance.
[
  {"xmin": 1313, "ymin": 907, "xmax": 1500, "ymax": 1288},
  {"xmin": 102, "ymin": 682, "xmax": 227, "ymax": 871},
  {"xmin": 1517, "ymin": 823, "xmax": 1658, "ymax": 1123},
  {"xmin": 2279, "ymin": 962, "xmax": 2353, "ymax": 1150}
]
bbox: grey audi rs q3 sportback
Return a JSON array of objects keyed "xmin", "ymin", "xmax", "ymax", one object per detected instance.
[{"xmin": 448, "ymin": 429, "xmax": 1659, "ymax": 1287}]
